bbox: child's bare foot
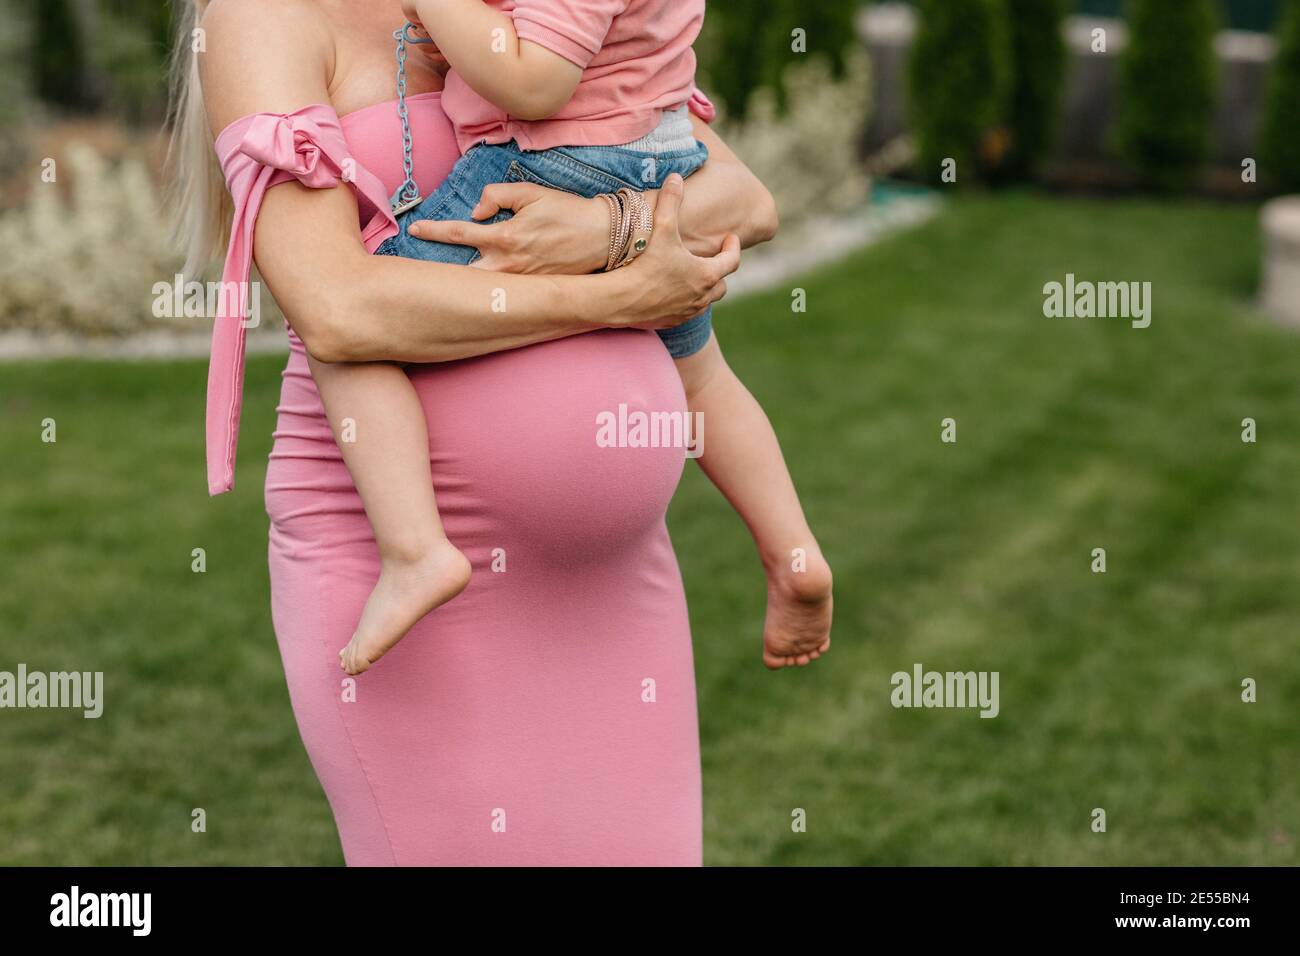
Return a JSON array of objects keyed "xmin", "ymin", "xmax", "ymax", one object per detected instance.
[
  {"xmin": 762, "ymin": 550, "xmax": 833, "ymax": 669},
  {"xmin": 339, "ymin": 540, "xmax": 472, "ymax": 675}
]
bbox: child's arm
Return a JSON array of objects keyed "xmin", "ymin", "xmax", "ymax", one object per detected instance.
[{"xmin": 404, "ymin": 0, "xmax": 584, "ymax": 120}]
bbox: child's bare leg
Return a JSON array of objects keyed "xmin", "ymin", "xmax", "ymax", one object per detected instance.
[
  {"xmin": 674, "ymin": 334, "xmax": 832, "ymax": 669},
  {"xmin": 307, "ymin": 356, "xmax": 471, "ymax": 675}
]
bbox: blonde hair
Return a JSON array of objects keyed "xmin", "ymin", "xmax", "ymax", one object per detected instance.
[{"xmin": 166, "ymin": 0, "xmax": 231, "ymax": 279}]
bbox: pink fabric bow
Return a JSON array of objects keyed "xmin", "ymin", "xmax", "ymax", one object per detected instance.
[
  {"xmin": 205, "ymin": 105, "xmax": 399, "ymax": 496},
  {"xmin": 238, "ymin": 113, "xmax": 344, "ymax": 187}
]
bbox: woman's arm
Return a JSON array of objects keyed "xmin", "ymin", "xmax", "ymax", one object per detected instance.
[
  {"xmin": 408, "ymin": 116, "xmax": 779, "ymax": 275},
  {"xmin": 252, "ymin": 179, "xmax": 726, "ymax": 363},
  {"xmin": 198, "ymin": 0, "xmax": 736, "ymax": 364}
]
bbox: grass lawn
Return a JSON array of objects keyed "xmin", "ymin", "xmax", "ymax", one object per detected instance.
[{"xmin": 2, "ymin": 193, "xmax": 1298, "ymax": 865}]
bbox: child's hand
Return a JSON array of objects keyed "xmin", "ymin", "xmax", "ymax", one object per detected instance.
[
  {"xmin": 400, "ymin": 4, "xmax": 450, "ymax": 75},
  {"xmin": 400, "ymin": 0, "xmax": 424, "ymax": 28}
]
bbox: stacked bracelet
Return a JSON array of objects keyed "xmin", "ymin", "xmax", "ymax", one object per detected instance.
[
  {"xmin": 600, "ymin": 189, "xmax": 655, "ymax": 271},
  {"xmin": 615, "ymin": 189, "xmax": 653, "ymax": 269}
]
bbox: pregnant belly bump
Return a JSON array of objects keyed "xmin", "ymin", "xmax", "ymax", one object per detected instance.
[
  {"xmin": 596, "ymin": 403, "xmax": 704, "ymax": 459},
  {"xmin": 407, "ymin": 330, "xmax": 688, "ymax": 561}
]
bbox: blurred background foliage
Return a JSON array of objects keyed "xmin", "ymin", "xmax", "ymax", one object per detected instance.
[
  {"xmin": 877, "ymin": 0, "xmax": 1282, "ymax": 31},
  {"xmin": 1262, "ymin": 0, "xmax": 1300, "ymax": 192},
  {"xmin": 902, "ymin": 0, "xmax": 1295, "ymax": 192},
  {"xmin": 20, "ymin": 0, "xmax": 172, "ymax": 123},
  {"xmin": 695, "ymin": 0, "xmax": 860, "ymax": 118},
  {"xmin": 1116, "ymin": 0, "xmax": 1219, "ymax": 193},
  {"xmin": 3, "ymin": 0, "xmax": 1300, "ymax": 333},
  {"xmin": 1078, "ymin": 0, "xmax": 1279, "ymax": 29},
  {"xmin": 1000, "ymin": 0, "xmax": 1069, "ymax": 181},
  {"xmin": 907, "ymin": 0, "xmax": 1011, "ymax": 183},
  {"xmin": 2, "ymin": 0, "xmax": 1290, "ymax": 127}
]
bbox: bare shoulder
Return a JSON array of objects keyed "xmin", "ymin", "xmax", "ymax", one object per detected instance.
[{"xmin": 198, "ymin": 0, "xmax": 336, "ymax": 135}]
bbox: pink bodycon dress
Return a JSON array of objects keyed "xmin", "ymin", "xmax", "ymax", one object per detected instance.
[{"xmin": 210, "ymin": 93, "xmax": 701, "ymax": 864}]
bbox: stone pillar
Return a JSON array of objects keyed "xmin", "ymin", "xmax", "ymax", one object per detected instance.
[{"xmin": 1261, "ymin": 197, "xmax": 1300, "ymax": 328}]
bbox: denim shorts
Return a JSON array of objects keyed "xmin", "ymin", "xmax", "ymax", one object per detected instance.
[{"xmin": 376, "ymin": 109, "xmax": 712, "ymax": 359}]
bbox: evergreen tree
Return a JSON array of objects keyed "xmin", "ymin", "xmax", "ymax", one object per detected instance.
[
  {"xmin": 1116, "ymin": 0, "xmax": 1218, "ymax": 192},
  {"xmin": 1262, "ymin": 0, "xmax": 1300, "ymax": 192},
  {"xmin": 907, "ymin": 0, "xmax": 1010, "ymax": 185}
]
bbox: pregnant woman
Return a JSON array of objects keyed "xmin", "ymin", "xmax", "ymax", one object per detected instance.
[{"xmin": 172, "ymin": 0, "xmax": 782, "ymax": 864}]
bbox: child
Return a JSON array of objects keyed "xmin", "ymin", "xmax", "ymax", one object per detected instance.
[{"xmin": 331, "ymin": 0, "xmax": 833, "ymax": 674}]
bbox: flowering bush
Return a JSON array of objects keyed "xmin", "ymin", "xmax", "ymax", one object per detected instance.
[
  {"xmin": 0, "ymin": 143, "xmax": 192, "ymax": 336},
  {"xmin": 712, "ymin": 48, "xmax": 872, "ymax": 227}
]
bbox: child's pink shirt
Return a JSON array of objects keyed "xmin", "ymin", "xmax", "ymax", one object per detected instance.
[{"xmin": 441, "ymin": 0, "xmax": 709, "ymax": 153}]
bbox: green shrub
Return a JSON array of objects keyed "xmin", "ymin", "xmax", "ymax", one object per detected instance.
[
  {"xmin": 1262, "ymin": 0, "xmax": 1300, "ymax": 193},
  {"xmin": 1116, "ymin": 0, "xmax": 1218, "ymax": 193},
  {"xmin": 95, "ymin": 6, "xmax": 171, "ymax": 124},
  {"xmin": 27, "ymin": 0, "xmax": 173, "ymax": 120},
  {"xmin": 696, "ymin": 0, "xmax": 860, "ymax": 120},
  {"xmin": 0, "ymin": 0, "xmax": 32, "ymax": 161},
  {"xmin": 1001, "ymin": 0, "xmax": 1068, "ymax": 181},
  {"xmin": 907, "ymin": 0, "xmax": 1010, "ymax": 186}
]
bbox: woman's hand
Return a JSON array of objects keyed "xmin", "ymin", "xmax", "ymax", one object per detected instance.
[
  {"xmin": 407, "ymin": 183, "xmax": 610, "ymax": 275},
  {"xmin": 409, "ymin": 174, "xmax": 739, "ymax": 330},
  {"xmin": 609, "ymin": 174, "xmax": 740, "ymax": 330}
]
